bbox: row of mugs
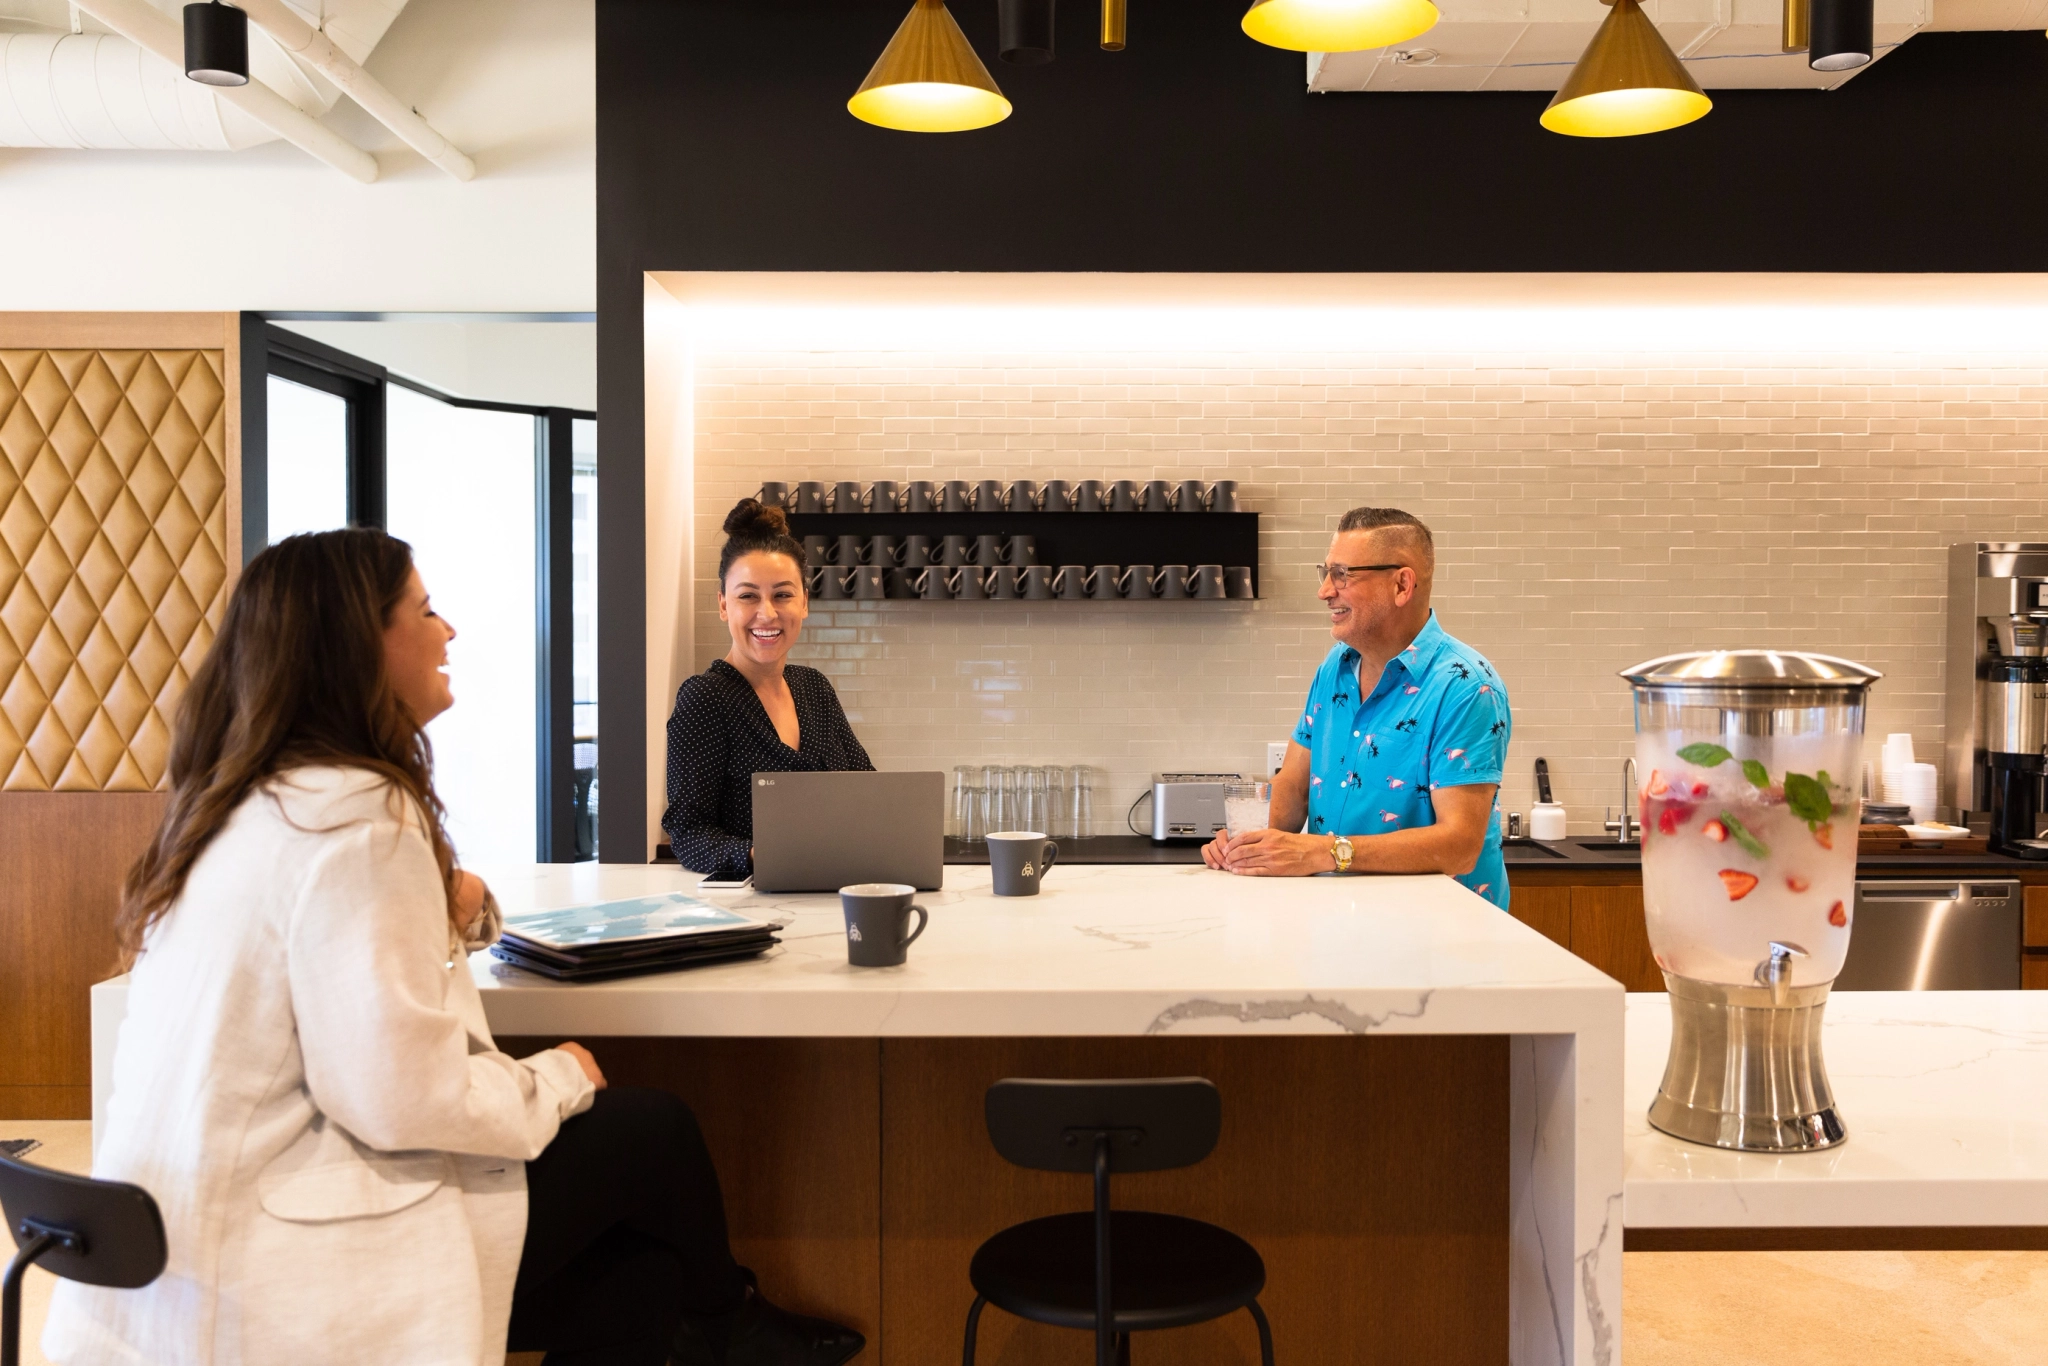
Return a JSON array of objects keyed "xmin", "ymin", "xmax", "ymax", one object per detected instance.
[
  {"xmin": 763, "ymin": 478, "xmax": 1242, "ymax": 514},
  {"xmin": 804, "ymin": 531, "xmax": 1036, "ymax": 569},
  {"xmin": 813, "ymin": 562, "xmax": 1255, "ymax": 601}
]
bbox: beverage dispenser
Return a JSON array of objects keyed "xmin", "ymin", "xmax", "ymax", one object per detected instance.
[
  {"xmin": 1945, "ymin": 543, "xmax": 2048, "ymax": 858},
  {"xmin": 1623, "ymin": 650, "xmax": 1880, "ymax": 1152}
]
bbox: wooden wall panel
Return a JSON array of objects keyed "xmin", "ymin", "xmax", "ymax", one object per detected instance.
[
  {"xmin": 1509, "ymin": 883, "xmax": 1572, "ymax": 949},
  {"xmin": 1570, "ymin": 884, "xmax": 1664, "ymax": 991},
  {"xmin": 0, "ymin": 790, "xmax": 166, "ymax": 1119},
  {"xmin": 880, "ymin": 1036, "xmax": 1508, "ymax": 1366}
]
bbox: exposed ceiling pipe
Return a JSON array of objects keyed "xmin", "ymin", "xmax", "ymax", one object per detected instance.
[
  {"xmin": 65, "ymin": 0, "xmax": 378, "ymax": 181},
  {"xmin": 235, "ymin": 0, "xmax": 474, "ymax": 181}
]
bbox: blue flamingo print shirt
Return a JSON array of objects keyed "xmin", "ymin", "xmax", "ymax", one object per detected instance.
[{"xmin": 1291, "ymin": 612, "xmax": 1512, "ymax": 909}]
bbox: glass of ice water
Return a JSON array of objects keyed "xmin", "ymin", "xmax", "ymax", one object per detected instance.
[{"xmin": 1223, "ymin": 779, "xmax": 1272, "ymax": 838}]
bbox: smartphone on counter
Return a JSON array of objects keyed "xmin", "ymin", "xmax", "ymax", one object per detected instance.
[{"xmin": 697, "ymin": 876, "xmax": 753, "ymax": 891}]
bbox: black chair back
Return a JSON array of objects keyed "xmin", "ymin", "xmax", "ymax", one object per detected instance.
[
  {"xmin": 2, "ymin": 1150, "xmax": 166, "ymax": 1366},
  {"xmin": 985, "ymin": 1078, "xmax": 1221, "ymax": 1174}
]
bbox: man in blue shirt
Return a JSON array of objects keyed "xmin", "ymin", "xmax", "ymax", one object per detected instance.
[{"xmin": 1202, "ymin": 507, "xmax": 1512, "ymax": 908}]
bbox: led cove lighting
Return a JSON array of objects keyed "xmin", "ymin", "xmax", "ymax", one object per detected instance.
[
  {"xmin": 849, "ymin": 0, "xmax": 1012, "ymax": 133},
  {"xmin": 1241, "ymin": 0, "xmax": 1439, "ymax": 52}
]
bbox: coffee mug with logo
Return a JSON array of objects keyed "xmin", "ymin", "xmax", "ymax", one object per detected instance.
[
  {"xmin": 1039, "ymin": 479, "xmax": 1073, "ymax": 512},
  {"xmin": 1191, "ymin": 564, "xmax": 1226, "ymax": 599},
  {"xmin": 1006, "ymin": 479, "xmax": 1039, "ymax": 512},
  {"xmin": 940, "ymin": 534, "xmax": 971, "ymax": 567},
  {"xmin": 987, "ymin": 832, "xmax": 1058, "ymax": 897},
  {"xmin": 1157, "ymin": 564, "xmax": 1191, "ymax": 599},
  {"xmin": 1073, "ymin": 480, "xmax": 1106, "ymax": 513},
  {"xmin": 951, "ymin": 566, "xmax": 989, "ymax": 601},
  {"xmin": 941, "ymin": 480, "xmax": 973, "ymax": 513},
  {"xmin": 802, "ymin": 535, "xmax": 830, "ymax": 570},
  {"xmin": 972, "ymin": 533, "xmax": 1007, "ymax": 566},
  {"xmin": 865, "ymin": 535, "xmax": 900, "ymax": 567},
  {"xmin": 1053, "ymin": 565, "xmax": 1088, "ymax": 600},
  {"xmin": 831, "ymin": 481, "xmax": 864, "ymax": 514},
  {"xmin": 905, "ymin": 481, "xmax": 938, "ymax": 513},
  {"xmin": 868, "ymin": 480, "xmax": 902, "ymax": 513},
  {"xmin": 1207, "ymin": 480, "xmax": 1239, "ymax": 512},
  {"xmin": 1172, "ymin": 479, "xmax": 1206, "ymax": 512},
  {"xmin": 1225, "ymin": 566, "xmax": 1255, "ymax": 598},
  {"xmin": 902, "ymin": 534, "xmax": 934, "ymax": 568},
  {"xmin": 989, "ymin": 566, "xmax": 1023, "ymax": 599},
  {"xmin": 852, "ymin": 565, "xmax": 886, "ymax": 600},
  {"xmin": 757, "ymin": 481, "xmax": 790, "ymax": 510},
  {"xmin": 886, "ymin": 567, "xmax": 920, "ymax": 599},
  {"xmin": 916, "ymin": 567, "xmax": 952, "ymax": 600},
  {"xmin": 831, "ymin": 533, "xmax": 862, "ymax": 567},
  {"xmin": 1088, "ymin": 565, "xmax": 1121, "ymax": 600},
  {"xmin": 1007, "ymin": 534, "xmax": 1037, "ymax": 566},
  {"xmin": 1119, "ymin": 564, "xmax": 1157, "ymax": 599},
  {"xmin": 1108, "ymin": 480, "xmax": 1141, "ymax": 512},
  {"xmin": 973, "ymin": 479, "xmax": 1006, "ymax": 512},
  {"xmin": 818, "ymin": 566, "xmax": 853, "ymax": 600},
  {"xmin": 1140, "ymin": 480, "xmax": 1172, "ymax": 512},
  {"xmin": 1021, "ymin": 565, "xmax": 1055, "ymax": 600},
  {"xmin": 839, "ymin": 883, "xmax": 929, "ymax": 967},
  {"xmin": 794, "ymin": 481, "xmax": 826, "ymax": 514}
]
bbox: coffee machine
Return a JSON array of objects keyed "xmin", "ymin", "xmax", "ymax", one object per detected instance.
[{"xmin": 1945, "ymin": 542, "xmax": 2048, "ymax": 858}]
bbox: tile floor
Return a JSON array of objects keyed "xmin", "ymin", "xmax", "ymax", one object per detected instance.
[{"xmin": 10, "ymin": 1119, "xmax": 2046, "ymax": 1365}]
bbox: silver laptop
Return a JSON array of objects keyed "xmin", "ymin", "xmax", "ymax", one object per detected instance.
[{"xmin": 750, "ymin": 770, "xmax": 945, "ymax": 893}]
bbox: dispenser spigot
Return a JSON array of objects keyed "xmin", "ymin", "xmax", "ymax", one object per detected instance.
[{"xmin": 1754, "ymin": 941, "xmax": 1809, "ymax": 1005}]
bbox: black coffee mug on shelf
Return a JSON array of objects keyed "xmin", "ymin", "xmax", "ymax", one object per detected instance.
[
  {"xmin": 818, "ymin": 566, "xmax": 853, "ymax": 600},
  {"xmin": 1087, "ymin": 564, "xmax": 1121, "ymax": 600},
  {"xmin": 1008, "ymin": 534, "xmax": 1037, "ymax": 566},
  {"xmin": 865, "ymin": 535, "xmax": 899, "ymax": 567},
  {"xmin": 833, "ymin": 533, "xmax": 863, "ymax": 567},
  {"xmin": 1191, "ymin": 564, "xmax": 1226, "ymax": 599},
  {"xmin": 1073, "ymin": 480, "xmax": 1106, "ymax": 513},
  {"xmin": 1053, "ymin": 565, "xmax": 1088, "ymax": 600},
  {"xmin": 941, "ymin": 480, "xmax": 973, "ymax": 513},
  {"xmin": 901, "ymin": 534, "xmax": 934, "ymax": 568},
  {"xmin": 840, "ymin": 883, "xmax": 929, "ymax": 967},
  {"xmin": 886, "ymin": 567, "xmax": 920, "ymax": 599},
  {"xmin": 801, "ymin": 535, "xmax": 830, "ymax": 569},
  {"xmin": 990, "ymin": 566, "xmax": 1023, "ymax": 600},
  {"xmin": 952, "ymin": 566, "xmax": 989, "ymax": 601},
  {"xmin": 1039, "ymin": 479, "xmax": 1074, "ymax": 512},
  {"xmin": 973, "ymin": 479, "xmax": 1006, "ymax": 512},
  {"xmin": 852, "ymin": 565, "xmax": 886, "ymax": 600},
  {"xmin": 1140, "ymin": 480, "xmax": 1173, "ymax": 513},
  {"xmin": 987, "ymin": 832, "xmax": 1058, "ymax": 897},
  {"xmin": 1225, "ymin": 566, "xmax": 1255, "ymax": 599},
  {"xmin": 905, "ymin": 480, "xmax": 938, "ymax": 513},
  {"xmin": 1021, "ymin": 565, "xmax": 1055, "ymax": 600},
  {"xmin": 868, "ymin": 480, "xmax": 902, "ymax": 513},
  {"xmin": 830, "ymin": 481, "xmax": 863, "ymax": 514},
  {"xmin": 1120, "ymin": 564, "xmax": 1157, "ymax": 599},
  {"xmin": 972, "ymin": 533, "xmax": 1007, "ymax": 566},
  {"xmin": 1108, "ymin": 480, "xmax": 1141, "ymax": 512},
  {"xmin": 939, "ymin": 534, "xmax": 971, "ymax": 567},
  {"xmin": 1006, "ymin": 479, "xmax": 1038, "ymax": 512},
  {"xmin": 916, "ymin": 567, "xmax": 952, "ymax": 600},
  {"xmin": 794, "ymin": 481, "xmax": 826, "ymax": 514},
  {"xmin": 1208, "ymin": 480, "xmax": 1240, "ymax": 513},
  {"xmin": 757, "ymin": 481, "xmax": 790, "ymax": 510},
  {"xmin": 1157, "ymin": 564, "xmax": 1191, "ymax": 599},
  {"xmin": 1172, "ymin": 479, "xmax": 1205, "ymax": 512}
]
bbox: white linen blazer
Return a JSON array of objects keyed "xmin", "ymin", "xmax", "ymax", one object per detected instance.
[{"xmin": 43, "ymin": 766, "xmax": 596, "ymax": 1366}]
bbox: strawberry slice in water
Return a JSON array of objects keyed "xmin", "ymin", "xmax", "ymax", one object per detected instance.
[
  {"xmin": 1718, "ymin": 869, "xmax": 1760, "ymax": 900},
  {"xmin": 1828, "ymin": 901, "xmax": 1848, "ymax": 927},
  {"xmin": 1658, "ymin": 807, "xmax": 1682, "ymax": 836},
  {"xmin": 1702, "ymin": 819, "xmax": 1728, "ymax": 843},
  {"xmin": 1786, "ymin": 874, "xmax": 1811, "ymax": 893},
  {"xmin": 1646, "ymin": 769, "xmax": 1670, "ymax": 798},
  {"xmin": 1813, "ymin": 822, "xmax": 1834, "ymax": 851}
]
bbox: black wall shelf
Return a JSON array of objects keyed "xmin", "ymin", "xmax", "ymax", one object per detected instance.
[{"xmin": 787, "ymin": 511, "xmax": 1260, "ymax": 597}]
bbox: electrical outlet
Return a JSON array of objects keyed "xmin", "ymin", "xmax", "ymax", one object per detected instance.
[{"xmin": 1266, "ymin": 742, "xmax": 1288, "ymax": 777}]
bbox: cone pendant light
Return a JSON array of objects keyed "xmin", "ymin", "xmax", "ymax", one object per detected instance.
[
  {"xmin": 1241, "ymin": 0, "xmax": 1439, "ymax": 52},
  {"xmin": 849, "ymin": 0, "xmax": 1012, "ymax": 132},
  {"xmin": 1541, "ymin": 0, "xmax": 1710, "ymax": 137}
]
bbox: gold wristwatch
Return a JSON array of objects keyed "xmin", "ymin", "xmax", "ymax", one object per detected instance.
[{"xmin": 1330, "ymin": 835, "xmax": 1354, "ymax": 873}]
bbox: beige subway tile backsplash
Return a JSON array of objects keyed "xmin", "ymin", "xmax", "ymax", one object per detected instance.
[{"xmin": 684, "ymin": 345, "xmax": 2047, "ymax": 835}]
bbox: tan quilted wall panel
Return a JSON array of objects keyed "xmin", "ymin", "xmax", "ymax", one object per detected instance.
[{"xmin": 0, "ymin": 349, "xmax": 231, "ymax": 791}]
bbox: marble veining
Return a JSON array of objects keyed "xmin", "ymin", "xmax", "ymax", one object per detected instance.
[{"xmin": 1144, "ymin": 989, "xmax": 1435, "ymax": 1036}]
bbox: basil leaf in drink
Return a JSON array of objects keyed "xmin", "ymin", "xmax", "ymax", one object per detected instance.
[
  {"xmin": 1784, "ymin": 773, "xmax": 1833, "ymax": 827},
  {"xmin": 1677, "ymin": 743, "xmax": 1731, "ymax": 767},
  {"xmin": 1720, "ymin": 811, "xmax": 1769, "ymax": 860},
  {"xmin": 1741, "ymin": 759, "xmax": 1770, "ymax": 789}
]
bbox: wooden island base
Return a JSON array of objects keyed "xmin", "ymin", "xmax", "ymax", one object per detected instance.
[{"xmin": 501, "ymin": 1034, "xmax": 1509, "ymax": 1366}]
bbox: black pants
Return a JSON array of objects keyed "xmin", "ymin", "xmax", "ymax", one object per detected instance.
[{"xmin": 507, "ymin": 1087, "xmax": 751, "ymax": 1366}]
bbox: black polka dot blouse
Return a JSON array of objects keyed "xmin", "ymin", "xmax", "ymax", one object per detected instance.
[{"xmin": 662, "ymin": 659, "xmax": 874, "ymax": 878}]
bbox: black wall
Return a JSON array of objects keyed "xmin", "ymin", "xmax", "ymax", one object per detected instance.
[{"xmin": 597, "ymin": 0, "xmax": 2048, "ymax": 856}]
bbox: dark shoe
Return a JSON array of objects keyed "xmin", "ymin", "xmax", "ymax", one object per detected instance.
[{"xmin": 673, "ymin": 1280, "xmax": 865, "ymax": 1366}]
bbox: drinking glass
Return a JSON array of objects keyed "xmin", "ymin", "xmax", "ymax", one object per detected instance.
[
  {"xmin": 1068, "ymin": 765, "xmax": 1095, "ymax": 840},
  {"xmin": 953, "ymin": 765, "xmax": 985, "ymax": 842},
  {"xmin": 1019, "ymin": 767, "xmax": 1049, "ymax": 834},
  {"xmin": 982, "ymin": 765, "xmax": 1016, "ymax": 835},
  {"xmin": 1044, "ymin": 765, "xmax": 1070, "ymax": 838},
  {"xmin": 1224, "ymin": 779, "xmax": 1273, "ymax": 837}
]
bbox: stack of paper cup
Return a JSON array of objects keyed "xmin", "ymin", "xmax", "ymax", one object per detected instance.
[{"xmin": 1880, "ymin": 735, "xmax": 1939, "ymax": 824}]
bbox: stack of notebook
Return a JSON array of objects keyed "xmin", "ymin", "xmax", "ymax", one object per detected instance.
[{"xmin": 492, "ymin": 893, "xmax": 778, "ymax": 982}]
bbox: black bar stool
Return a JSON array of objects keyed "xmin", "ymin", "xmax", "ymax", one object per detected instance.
[
  {"xmin": 962, "ymin": 1077, "xmax": 1274, "ymax": 1366},
  {"xmin": 1, "ymin": 1150, "xmax": 166, "ymax": 1366}
]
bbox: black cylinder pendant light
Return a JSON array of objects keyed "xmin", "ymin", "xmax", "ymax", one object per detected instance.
[
  {"xmin": 183, "ymin": 2, "xmax": 250, "ymax": 87},
  {"xmin": 999, "ymin": 0, "xmax": 1055, "ymax": 63},
  {"xmin": 1808, "ymin": 0, "xmax": 1872, "ymax": 71}
]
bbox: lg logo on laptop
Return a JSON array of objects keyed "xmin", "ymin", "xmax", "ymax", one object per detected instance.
[{"xmin": 757, "ymin": 777, "xmax": 775, "ymax": 786}]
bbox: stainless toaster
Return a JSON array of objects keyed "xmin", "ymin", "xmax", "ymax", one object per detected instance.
[{"xmin": 1150, "ymin": 772, "xmax": 1244, "ymax": 841}]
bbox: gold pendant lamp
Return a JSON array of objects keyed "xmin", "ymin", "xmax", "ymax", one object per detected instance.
[
  {"xmin": 1541, "ymin": 0, "xmax": 1710, "ymax": 137},
  {"xmin": 849, "ymin": 0, "xmax": 1013, "ymax": 133},
  {"xmin": 1241, "ymin": 0, "xmax": 1440, "ymax": 53}
]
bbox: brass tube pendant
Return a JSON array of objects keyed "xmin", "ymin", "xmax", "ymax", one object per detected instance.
[
  {"xmin": 1783, "ymin": 0, "xmax": 1811, "ymax": 52},
  {"xmin": 1101, "ymin": 0, "xmax": 1126, "ymax": 50}
]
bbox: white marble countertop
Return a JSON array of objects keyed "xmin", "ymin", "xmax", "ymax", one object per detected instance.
[
  {"xmin": 467, "ymin": 862, "xmax": 1621, "ymax": 1038},
  {"xmin": 1624, "ymin": 990, "xmax": 2048, "ymax": 1228}
]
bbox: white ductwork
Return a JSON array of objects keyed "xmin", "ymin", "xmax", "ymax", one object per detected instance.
[{"xmin": 0, "ymin": 0, "xmax": 409, "ymax": 176}]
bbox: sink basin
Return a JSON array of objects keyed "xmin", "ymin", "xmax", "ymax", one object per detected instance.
[
  {"xmin": 1570, "ymin": 838, "xmax": 1641, "ymax": 853},
  {"xmin": 1501, "ymin": 838, "xmax": 1567, "ymax": 859}
]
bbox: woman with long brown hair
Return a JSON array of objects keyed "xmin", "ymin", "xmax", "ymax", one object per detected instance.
[{"xmin": 43, "ymin": 529, "xmax": 864, "ymax": 1366}]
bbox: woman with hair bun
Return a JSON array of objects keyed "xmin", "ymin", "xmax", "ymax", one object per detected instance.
[{"xmin": 663, "ymin": 498, "xmax": 873, "ymax": 878}]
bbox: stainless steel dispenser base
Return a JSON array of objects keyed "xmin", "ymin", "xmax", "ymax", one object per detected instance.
[{"xmin": 1648, "ymin": 972, "xmax": 1847, "ymax": 1152}]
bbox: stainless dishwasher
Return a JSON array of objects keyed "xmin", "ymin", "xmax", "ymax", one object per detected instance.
[{"xmin": 1833, "ymin": 878, "xmax": 2022, "ymax": 990}]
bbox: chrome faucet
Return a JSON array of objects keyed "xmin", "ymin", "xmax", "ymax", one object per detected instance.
[{"xmin": 1604, "ymin": 758, "xmax": 1639, "ymax": 843}]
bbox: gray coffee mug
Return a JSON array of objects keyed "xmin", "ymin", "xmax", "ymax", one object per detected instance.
[
  {"xmin": 839, "ymin": 883, "xmax": 928, "ymax": 967},
  {"xmin": 886, "ymin": 567, "xmax": 920, "ymax": 599},
  {"xmin": 833, "ymin": 533, "xmax": 863, "ymax": 566},
  {"xmin": 852, "ymin": 565, "xmax": 885, "ymax": 600},
  {"xmin": 952, "ymin": 566, "xmax": 989, "ymax": 601},
  {"xmin": 940, "ymin": 534, "xmax": 971, "ymax": 567},
  {"xmin": 794, "ymin": 481, "xmax": 826, "ymax": 514},
  {"xmin": 1108, "ymin": 480, "xmax": 1141, "ymax": 512},
  {"xmin": 868, "ymin": 480, "xmax": 902, "ymax": 513},
  {"xmin": 941, "ymin": 480, "xmax": 973, "ymax": 513},
  {"xmin": 916, "ymin": 567, "xmax": 952, "ymax": 600},
  {"xmin": 1074, "ymin": 480, "xmax": 1106, "ymax": 512},
  {"xmin": 1006, "ymin": 479, "xmax": 1038, "ymax": 512},
  {"xmin": 1039, "ymin": 480, "xmax": 1074, "ymax": 512},
  {"xmin": 973, "ymin": 479, "xmax": 1006, "ymax": 512},
  {"xmin": 1207, "ymin": 480, "xmax": 1239, "ymax": 513},
  {"xmin": 865, "ymin": 535, "xmax": 899, "ymax": 566},
  {"xmin": 902, "ymin": 534, "xmax": 934, "ymax": 568},
  {"xmin": 971, "ymin": 534, "xmax": 1005, "ymax": 566},
  {"xmin": 904, "ymin": 480, "xmax": 938, "ymax": 513},
  {"xmin": 987, "ymin": 832, "xmax": 1058, "ymax": 897},
  {"xmin": 1172, "ymin": 479, "xmax": 1205, "ymax": 512},
  {"xmin": 1120, "ymin": 564, "xmax": 1157, "ymax": 598},
  {"xmin": 802, "ymin": 535, "xmax": 830, "ymax": 569},
  {"xmin": 831, "ymin": 481, "xmax": 863, "ymax": 513},
  {"xmin": 757, "ymin": 481, "xmax": 790, "ymax": 510},
  {"xmin": 1021, "ymin": 565, "xmax": 1055, "ymax": 600},
  {"xmin": 1157, "ymin": 564, "xmax": 1191, "ymax": 599},
  {"xmin": 1008, "ymin": 534, "xmax": 1037, "ymax": 566},
  {"xmin": 990, "ymin": 566, "xmax": 1023, "ymax": 600},
  {"xmin": 819, "ymin": 566, "xmax": 852, "ymax": 600},
  {"xmin": 1053, "ymin": 565, "xmax": 1088, "ymax": 600},
  {"xmin": 1225, "ymin": 566, "xmax": 1255, "ymax": 599},
  {"xmin": 1192, "ymin": 564, "xmax": 1226, "ymax": 599},
  {"xmin": 1140, "ymin": 480, "xmax": 1172, "ymax": 512},
  {"xmin": 1088, "ymin": 564, "xmax": 1121, "ymax": 600}
]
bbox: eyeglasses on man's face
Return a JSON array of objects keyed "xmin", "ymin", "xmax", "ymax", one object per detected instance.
[{"xmin": 1315, "ymin": 563, "xmax": 1405, "ymax": 589}]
